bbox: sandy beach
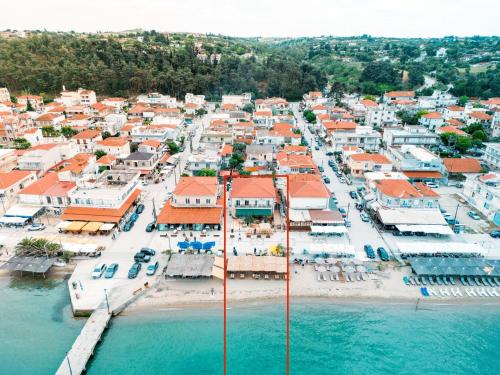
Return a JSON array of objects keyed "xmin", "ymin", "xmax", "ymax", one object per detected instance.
[{"xmin": 123, "ymin": 263, "xmax": 500, "ymax": 314}]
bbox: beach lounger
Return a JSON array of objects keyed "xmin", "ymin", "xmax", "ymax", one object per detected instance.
[
  {"xmin": 428, "ymin": 288, "xmax": 437, "ymax": 296},
  {"xmin": 420, "ymin": 287, "xmax": 429, "ymax": 297},
  {"xmin": 477, "ymin": 288, "xmax": 486, "ymax": 297},
  {"xmin": 361, "ymin": 273, "xmax": 368, "ymax": 281},
  {"xmin": 335, "ymin": 273, "xmax": 340, "ymax": 281},
  {"xmin": 414, "ymin": 277, "xmax": 421, "ymax": 286},
  {"xmin": 321, "ymin": 273, "xmax": 327, "ymax": 281},
  {"xmin": 491, "ymin": 289, "xmax": 500, "ymax": 297},
  {"xmin": 421, "ymin": 276, "xmax": 427, "ymax": 286},
  {"xmin": 428, "ymin": 276, "xmax": 436, "ymax": 286},
  {"xmin": 439, "ymin": 288, "xmax": 446, "ymax": 297},
  {"xmin": 403, "ymin": 276, "xmax": 410, "ymax": 286},
  {"xmin": 443, "ymin": 277, "xmax": 449, "ymax": 286},
  {"xmin": 486, "ymin": 288, "xmax": 496, "ymax": 297},
  {"xmin": 451, "ymin": 288, "xmax": 458, "ymax": 297},
  {"xmin": 493, "ymin": 277, "xmax": 500, "ymax": 287},
  {"xmin": 460, "ymin": 276, "xmax": 467, "ymax": 286},
  {"xmin": 330, "ymin": 273, "xmax": 334, "ymax": 281},
  {"xmin": 356, "ymin": 273, "xmax": 362, "ymax": 282},
  {"xmin": 317, "ymin": 274, "xmax": 321, "ymax": 282},
  {"xmin": 449, "ymin": 276, "xmax": 456, "ymax": 286},
  {"xmin": 465, "ymin": 289, "xmax": 473, "ymax": 297},
  {"xmin": 456, "ymin": 288, "xmax": 463, "ymax": 297}
]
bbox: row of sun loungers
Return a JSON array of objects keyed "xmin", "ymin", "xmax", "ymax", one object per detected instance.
[
  {"xmin": 420, "ymin": 287, "xmax": 500, "ymax": 298},
  {"xmin": 405, "ymin": 275, "xmax": 500, "ymax": 287},
  {"xmin": 316, "ymin": 272, "xmax": 368, "ymax": 282}
]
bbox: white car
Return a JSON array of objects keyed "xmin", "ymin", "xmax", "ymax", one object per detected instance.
[
  {"xmin": 339, "ymin": 177, "xmax": 346, "ymax": 183},
  {"xmin": 27, "ymin": 223, "xmax": 46, "ymax": 231},
  {"xmin": 91, "ymin": 263, "xmax": 107, "ymax": 279},
  {"xmin": 425, "ymin": 182, "xmax": 439, "ymax": 189}
]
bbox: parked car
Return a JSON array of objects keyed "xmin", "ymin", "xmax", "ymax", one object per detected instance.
[
  {"xmin": 91, "ymin": 263, "xmax": 107, "ymax": 279},
  {"xmin": 136, "ymin": 204, "xmax": 145, "ymax": 214},
  {"xmin": 146, "ymin": 222, "xmax": 156, "ymax": 232},
  {"xmin": 326, "ymin": 152, "xmax": 334, "ymax": 156},
  {"xmin": 349, "ymin": 191, "xmax": 357, "ymax": 199},
  {"xmin": 490, "ymin": 230, "xmax": 500, "ymax": 238},
  {"xmin": 129, "ymin": 213, "xmax": 139, "ymax": 222},
  {"xmin": 323, "ymin": 176, "xmax": 331, "ymax": 184},
  {"xmin": 339, "ymin": 177, "xmax": 346, "ymax": 183},
  {"xmin": 27, "ymin": 223, "xmax": 46, "ymax": 231},
  {"xmin": 332, "ymin": 165, "xmax": 338, "ymax": 172},
  {"xmin": 425, "ymin": 182, "xmax": 439, "ymax": 189},
  {"xmin": 318, "ymin": 166, "xmax": 324, "ymax": 172},
  {"xmin": 336, "ymin": 171, "xmax": 342, "ymax": 177},
  {"xmin": 377, "ymin": 247, "xmax": 390, "ymax": 261},
  {"xmin": 134, "ymin": 252, "xmax": 151, "ymax": 263},
  {"xmin": 128, "ymin": 263, "xmax": 142, "ymax": 279},
  {"xmin": 455, "ymin": 183, "xmax": 464, "ymax": 188},
  {"xmin": 364, "ymin": 244, "xmax": 375, "ymax": 259},
  {"xmin": 123, "ymin": 222, "xmax": 133, "ymax": 232},
  {"xmin": 338, "ymin": 208, "xmax": 347, "ymax": 218},
  {"xmin": 360, "ymin": 212, "xmax": 370, "ymax": 222},
  {"xmin": 467, "ymin": 211, "xmax": 481, "ymax": 220},
  {"xmin": 104, "ymin": 263, "xmax": 119, "ymax": 279},
  {"xmin": 140, "ymin": 247, "xmax": 156, "ymax": 256},
  {"xmin": 146, "ymin": 261, "xmax": 159, "ymax": 276},
  {"xmin": 344, "ymin": 220, "xmax": 351, "ymax": 227}
]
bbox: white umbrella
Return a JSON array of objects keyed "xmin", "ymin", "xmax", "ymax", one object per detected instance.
[
  {"xmin": 315, "ymin": 258, "xmax": 325, "ymax": 264},
  {"xmin": 344, "ymin": 265, "xmax": 356, "ymax": 273},
  {"xmin": 330, "ymin": 265, "xmax": 341, "ymax": 273},
  {"xmin": 356, "ymin": 265, "xmax": 367, "ymax": 273},
  {"xmin": 326, "ymin": 258, "xmax": 336, "ymax": 264},
  {"xmin": 317, "ymin": 266, "xmax": 327, "ymax": 273}
]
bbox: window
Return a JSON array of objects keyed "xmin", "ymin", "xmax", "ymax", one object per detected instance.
[
  {"xmin": 195, "ymin": 198, "xmax": 200, "ymax": 204},
  {"xmin": 186, "ymin": 198, "xmax": 190, "ymax": 204},
  {"xmin": 206, "ymin": 198, "xmax": 210, "ymax": 204},
  {"xmin": 244, "ymin": 200, "xmax": 249, "ymax": 206}
]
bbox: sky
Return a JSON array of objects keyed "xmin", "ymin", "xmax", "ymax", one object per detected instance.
[{"xmin": 1, "ymin": 0, "xmax": 499, "ymax": 38}]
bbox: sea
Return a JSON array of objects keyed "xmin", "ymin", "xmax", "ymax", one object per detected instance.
[{"xmin": 1, "ymin": 278, "xmax": 500, "ymax": 375}]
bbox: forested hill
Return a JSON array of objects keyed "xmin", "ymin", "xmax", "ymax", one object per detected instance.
[
  {"xmin": 0, "ymin": 31, "xmax": 498, "ymax": 100},
  {"xmin": 0, "ymin": 32, "xmax": 326, "ymax": 101}
]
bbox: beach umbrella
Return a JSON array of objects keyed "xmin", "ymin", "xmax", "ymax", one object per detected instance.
[
  {"xmin": 203, "ymin": 241, "xmax": 216, "ymax": 250},
  {"xmin": 330, "ymin": 265, "xmax": 341, "ymax": 273},
  {"xmin": 177, "ymin": 241, "xmax": 190, "ymax": 249},
  {"xmin": 315, "ymin": 258, "xmax": 325, "ymax": 264},
  {"xmin": 317, "ymin": 266, "xmax": 327, "ymax": 273},
  {"xmin": 191, "ymin": 241, "xmax": 203, "ymax": 250},
  {"xmin": 326, "ymin": 258, "xmax": 336, "ymax": 264},
  {"xmin": 356, "ymin": 265, "xmax": 367, "ymax": 273},
  {"xmin": 344, "ymin": 265, "xmax": 355, "ymax": 273}
]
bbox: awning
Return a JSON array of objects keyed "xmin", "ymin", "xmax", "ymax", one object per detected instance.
[
  {"xmin": 0, "ymin": 216, "xmax": 28, "ymax": 224},
  {"xmin": 377, "ymin": 208, "xmax": 447, "ymax": 226},
  {"xmin": 235, "ymin": 208, "xmax": 273, "ymax": 217},
  {"xmin": 403, "ymin": 171, "xmax": 443, "ymax": 179},
  {"xmin": 3, "ymin": 205, "xmax": 42, "ymax": 218},
  {"xmin": 310, "ymin": 225, "xmax": 348, "ymax": 234},
  {"xmin": 56, "ymin": 221, "xmax": 72, "ymax": 230},
  {"xmin": 396, "ymin": 225, "xmax": 454, "ymax": 235},
  {"xmin": 289, "ymin": 209, "xmax": 311, "ymax": 222},
  {"xmin": 81, "ymin": 222, "xmax": 103, "ymax": 232},
  {"xmin": 396, "ymin": 241, "xmax": 486, "ymax": 256},
  {"xmin": 99, "ymin": 223, "xmax": 115, "ymax": 231},
  {"xmin": 65, "ymin": 221, "xmax": 87, "ymax": 232}
]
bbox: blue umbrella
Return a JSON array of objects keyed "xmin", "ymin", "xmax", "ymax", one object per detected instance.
[
  {"xmin": 177, "ymin": 241, "xmax": 190, "ymax": 249},
  {"xmin": 203, "ymin": 241, "xmax": 216, "ymax": 250},
  {"xmin": 191, "ymin": 241, "xmax": 203, "ymax": 250}
]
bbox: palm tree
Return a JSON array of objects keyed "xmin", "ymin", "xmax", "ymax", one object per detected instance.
[{"xmin": 15, "ymin": 237, "xmax": 61, "ymax": 257}]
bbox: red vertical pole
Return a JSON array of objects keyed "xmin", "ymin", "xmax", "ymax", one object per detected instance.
[
  {"xmin": 223, "ymin": 175, "xmax": 227, "ymax": 375},
  {"xmin": 286, "ymin": 175, "xmax": 290, "ymax": 375}
]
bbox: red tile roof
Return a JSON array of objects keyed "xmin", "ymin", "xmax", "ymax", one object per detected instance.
[
  {"xmin": 231, "ymin": 178, "xmax": 276, "ymax": 199},
  {"xmin": 19, "ymin": 172, "xmax": 76, "ymax": 196},
  {"xmin": 323, "ymin": 121, "xmax": 356, "ymax": 132},
  {"xmin": 174, "ymin": 177, "xmax": 218, "ymax": 197},
  {"xmin": 350, "ymin": 153, "xmax": 392, "ymax": 164},
  {"xmin": 0, "ymin": 170, "xmax": 34, "ymax": 189},
  {"xmin": 437, "ymin": 126, "xmax": 468, "ymax": 136},
  {"xmin": 72, "ymin": 129, "xmax": 101, "ymax": 140},
  {"xmin": 96, "ymin": 137, "xmax": 129, "ymax": 147},
  {"xmin": 140, "ymin": 139, "xmax": 161, "ymax": 148},
  {"xmin": 403, "ymin": 171, "xmax": 443, "ymax": 179},
  {"xmin": 374, "ymin": 179, "xmax": 430, "ymax": 199},
  {"xmin": 422, "ymin": 112, "xmax": 442, "ymax": 119},
  {"xmin": 156, "ymin": 199, "xmax": 222, "ymax": 225},
  {"xmin": 385, "ymin": 91, "xmax": 415, "ymax": 98},
  {"xmin": 443, "ymin": 158, "xmax": 482, "ymax": 173},
  {"xmin": 288, "ymin": 174, "xmax": 330, "ymax": 198}
]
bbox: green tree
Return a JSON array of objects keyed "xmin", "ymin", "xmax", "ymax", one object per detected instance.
[
  {"xmin": 455, "ymin": 136, "xmax": 473, "ymax": 154},
  {"xmin": 242, "ymin": 103, "xmax": 254, "ymax": 114},
  {"xmin": 94, "ymin": 150, "xmax": 107, "ymax": 159},
  {"xmin": 458, "ymin": 96, "xmax": 469, "ymax": 107},
  {"xmin": 61, "ymin": 126, "xmax": 77, "ymax": 138},
  {"xmin": 102, "ymin": 131, "xmax": 111, "ymax": 139},
  {"xmin": 26, "ymin": 99, "xmax": 34, "ymax": 112},
  {"xmin": 471, "ymin": 129, "xmax": 488, "ymax": 142},
  {"xmin": 167, "ymin": 141, "xmax": 180, "ymax": 155},
  {"xmin": 13, "ymin": 137, "xmax": 31, "ymax": 150},
  {"xmin": 303, "ymin": 110, "xmax": 316, "ymax": 123},
  {"xmin": 197, "ymin": 168, "xmax": 216, "ymax": 176},
  {"xmin": 229, "ymin": 153, "xmax": 244, "ymax": 169}
]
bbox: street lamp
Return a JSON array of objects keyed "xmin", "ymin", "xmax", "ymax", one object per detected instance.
[{"xmin": 104, "ymin": 288, "xmax": 110, "ymax": 315}]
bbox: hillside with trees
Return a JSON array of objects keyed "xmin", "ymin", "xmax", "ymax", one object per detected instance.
[{"xmin": 0, "ymin": 31, "xmax": 498, "ymax": 100}]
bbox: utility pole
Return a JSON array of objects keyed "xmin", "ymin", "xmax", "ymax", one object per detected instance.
[
  {"xmin": 346, "ymin": 202, "xmax": 351, "ymax": 220},
  {"xmin": 453, "ymin": 203, "xmax": 460, "ymax": 233},
  {"xmin": 104, "ymin": 289, "xmax": 110, "ymax": 315}
]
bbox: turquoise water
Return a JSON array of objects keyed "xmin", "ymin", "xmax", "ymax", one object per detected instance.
[
  {"xmin": 1, "ymin": 279, "xmax": 500, "ymax": 375},
  {"xmin": 0, "ymin": 278, "xmax": 84, "ymax": 375}
]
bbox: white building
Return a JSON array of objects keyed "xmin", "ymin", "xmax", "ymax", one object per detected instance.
[
  {"xmin": 483, "ymin": 143, "xmax": 500, "ymax": 169},
  {"xmin": 17, "ymin": 143, "xmax": 77, "ymax": 175},
  {"xmin": 383, "ymin": 126, "xmax": 439, "ymax": 148},
  {"xmin": 327, "ymin": 126, "xmax": 381, "ymax": 152},
  {"xmin": 419, "ymin": 112, "xmax": 445, "ymax": 131},
  {"xmin": 221, "ymin": 93, "xmax": 252, "ymax": 108},
  {"xmin": 137, "ymin": 93, "xmax": 177, "ymax": 107},
  {"xmin": 463, "ymin": 173, "xmax": 500, "ymax": 224},
  {"xmin": 185, "ymin": 93, "xmax": 205, "ymax": 107},
  {"xmin": 0, "ymin": 87, "xmax": 10, "ymax": 102},
  {"xmin": 365, "ymin": 105, "xmax": 398, "ymax": 127}
]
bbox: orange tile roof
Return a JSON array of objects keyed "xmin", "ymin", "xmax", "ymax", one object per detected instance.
[
  {"xmin": 231, "ymin": 177, "xmax": 276, "ymax": 199},
  {"xmin": 174, "ymin": 177, "xmax": 218, "ymax": 196},
  {"xmin": 360, "ymin": 99, "xmax": 378, "ymax": 107},
  {"xmin": 422, "ymin": 112, "xmax": 442, "ymax": 119},
  {"xmin": 469, "ymin": 112, "xmax": 492, "ymax": 121},
  {"xmin": 403, "ymin": 171, "xmax": 443, "ymax": 179},
  {"xmin": 323, "ymin": 121, "xmax": 356, "ymax": 131},
  {"xmin": 385, "ymin": 91, "xmax": 415, "ymax": 98},
  {"xmin": 96, "ymin": 137, "xmax": 129, "ymax": 147},
  {"xmin": 437, "ymin": 126, "xmax": 468, "ymax": 136},
  {"xmin": 61, "ymin": 189, "xmax": 141, "ymax": 223},
  {"xmin": 29, "ymin": 143, "xmax": 58, "ymax": 151},
  {"xmin": 342, "ymin": 146, "xmax": 362, "ymax": 152},
  {"xmin": 350, "ymin": 153, "xmax": 392, "ymax": 164},
  {"xmin": 282, "ymin": 145, "xmax": 308, "ymax": 154},
  {"xmin": 311, "ymin": 104, "xmax": 326, "ymax": 111},
  {"xmin": 140, "ymin": 139, "xmax": 161, "ymax": 148},
  {"xmin": 0, "ymin": 170, "xmax": 34, "ymax": 189},
  {"xmin": 19, "ymin": 172, "xmax": 76, "ymax": 196},
  {"xmin": 443, "ymin": 158, "xmax": 482, "ymax": 173},
  {"xmin": 185, "ymin": 102, "xmax": 199, "ymax": 109},
  {"xmin": 288, "ymin": 174, "xmax": 330, "ymax": 198},
  {"xmin": 447, "ymin": 106, "xmax": 464, "ymax": 112},
  {"xmin": 156, "ymin": 199, "xmax": 222, "ymax": 225},
  {"xmin": 374, "ymin": 179, "xmax": 426, "ymax": 199},
  {"xmin": 254, "ymin": 110, "xmax": 272, "ymax": 116},
  {"xmin": 219, "ymin": 144, "xmax": 233, "ymax": 156},
  {"xmin": 414, "ymin": 182, "xmax": 440, "ymax": 198},
  {"xmin": 36, "ymin": 113, "xmax": 60, "ymax": 122},
  {"xmin": 317, "ymin": 113, "xmax": 330, "ymax": 121},
  {"xmin": 58, "ymin": 153, "xmax": 93, "ymax": 174},
  {"xmin": 446, "ymin": 119, "xmax": 465, "ymax": 127},
  {"xmin": 222, "ymin": 103, "xmax": 237, "ymax": 110},
  {"xmin": 97, "ymin": 154, "xmax": 116, "ymax": 165},
  {"xmin": 72, "ymin": 129, "xmax": 101, "ymax": 140},
  {"xmin": 276, "ymin": 152, "xmax": 315, "ymax": 168}
]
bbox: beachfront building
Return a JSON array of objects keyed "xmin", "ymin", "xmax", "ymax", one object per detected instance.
[
  {"xmin": 17, "ymin": 172, "xmax": 77, "ymax": 210},
  {"xmin": 347, "ymin": 153, "xmax": 392, "ymax": 178},
  {"xmin": 387, "ymin": 146, "xmax": 445, "ymax": 183},
  {"xmin": 370, "ymin": 179, "xmax": 440, "ymax": 209},
  {"xmin": 463, "ymin": 173, "xmax": 500, "ymax": 225},
  {"xmin": 156, "ymin": 176, "xmax": 223, "ymax": 231},
  {"xmin": 382, "ymin": 126, "xmax": 439, "ymax": 148},
  {"xmin": 230, "ymin": 177, "xmax": 276, "ymax": 218},
  {"xmin": 61, "ymin": 170, "xmax": 141, "ymax": 225},
  {"xmin": 0, "ymin": 170, "xmax": 37, "ymax": 212},
  {"xmin": 365, "ymin": 105, "xmax": 398, "ymax": 127}
]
